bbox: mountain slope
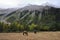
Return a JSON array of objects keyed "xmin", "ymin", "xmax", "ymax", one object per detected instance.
[{"xmin": 0, "ymin": 4, "xmax": 60, "ymax": 26}]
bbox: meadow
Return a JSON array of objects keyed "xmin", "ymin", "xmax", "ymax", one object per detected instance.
[{"xmin": 0, "ymin": 32, "xmax": 60, "ymax": 40}]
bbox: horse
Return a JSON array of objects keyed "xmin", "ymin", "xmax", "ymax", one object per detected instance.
[
  {"xmin": 23, "ymin": 31, "xmax": 28, "ymax": 36},
  {"xmin": 34, "ymin": 30, "xmax": 37, "ymax": 34}
]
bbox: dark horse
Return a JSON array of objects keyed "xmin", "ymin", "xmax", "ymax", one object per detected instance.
[
  {"xmin": 23, "ymin": 31, "xmax": 28, "ymax": 36},
  {"xmin": 34, "ymin": 27, "xmax": 37, "ymax": 34},
  {"xmin": 34, "ymin": 30, "xmax": 37, "ymax": 34}
]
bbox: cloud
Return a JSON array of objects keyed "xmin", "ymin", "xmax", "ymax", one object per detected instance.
[
  {"xmin": 0, "ymin": 0, "xmax": 20, "ymax": 8},
  {"xmin": 0, "ymin": 0, "xmax": 60, "ymax": 8}
]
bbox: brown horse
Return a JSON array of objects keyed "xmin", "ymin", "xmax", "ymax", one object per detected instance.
[{"xmin": 23, "ymin": 31, "xmax": 28, "ymax": 36}]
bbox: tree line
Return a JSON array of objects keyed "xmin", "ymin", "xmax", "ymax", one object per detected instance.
[{"xmin": 0, "ymin": 21, "xmax": 60, "ymax": 33}]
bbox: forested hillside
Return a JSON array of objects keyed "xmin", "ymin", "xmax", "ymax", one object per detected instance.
[{"xmin": 0, "ymin": 5, "xmax": 60, "ymax": 32}]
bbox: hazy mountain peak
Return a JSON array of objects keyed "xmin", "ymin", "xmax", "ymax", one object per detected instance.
[
  {"xmin": 41, "ymin": 2, "xmax": 56, "ymax": 8},
  {"xmin": 18, "ymin": 4, "xmax": 44, "ymax": 11}
]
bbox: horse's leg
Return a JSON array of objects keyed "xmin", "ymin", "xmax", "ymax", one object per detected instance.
[{"xmin": 26, "ymin": 32, "xmax": 28, "ymax": 36}]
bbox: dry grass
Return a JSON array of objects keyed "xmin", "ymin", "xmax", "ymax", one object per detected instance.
[{"xmin": 0, "ymin": 32, "xmax": 60, "ymax": 40}]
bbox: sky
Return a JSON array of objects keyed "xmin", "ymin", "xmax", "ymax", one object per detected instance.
[{"xmin": 0, "ymin": 0, "xmax": 60, "ymax": 8}]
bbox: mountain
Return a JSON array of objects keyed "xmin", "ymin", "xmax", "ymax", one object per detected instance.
[
  {"xmin": 0, "ymin": 4, "xmax": 60, "ymax": 25},
  {"xmin": 41, "ymin": 2, "xmax": 55, "ymax": 7},
  {"xmin": 0, "ymin": 8, "xmax": 18, "ymax": 22},
  {"xmin": 0, "ymin": 8, "xmax": 19, "ymax": 15},
  {"xmin": 0, "ymin": 3, "xmax": 60, "ymax": 31},
  {"xmin": 18, "ymin": 5, "xmax": 44, "ymax": 11}
]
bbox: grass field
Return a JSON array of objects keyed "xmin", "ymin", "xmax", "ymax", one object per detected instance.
[{"xmin": 0, "ymin": 32, "xmax": 60, "ymax": 40}]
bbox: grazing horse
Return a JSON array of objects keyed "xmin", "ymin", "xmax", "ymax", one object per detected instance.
[{"xmin": 23, "ymin": 31, "xmax": 28, "ymax": 36}]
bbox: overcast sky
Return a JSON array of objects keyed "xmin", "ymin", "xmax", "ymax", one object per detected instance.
[{"xmin": 0, "ymin": 0, "xmax": 60, "ymax": 8}]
